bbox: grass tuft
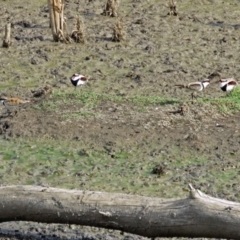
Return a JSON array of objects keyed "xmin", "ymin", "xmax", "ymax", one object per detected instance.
[
  {"xmin": 71, "ymin": 17, "xmax": 86, "ymax": 44},
  {"xmin": 101, "ymin": 0, "xmax": 120, "ymax": 17},
  {"xmin": 112, "ymin": 19, "xmax": 125, "ymax": 42},
  {"xmin": 167, "ymin": 0, "xmax": 178, "ymax": 16}
]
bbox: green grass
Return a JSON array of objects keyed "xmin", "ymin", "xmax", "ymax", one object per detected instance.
[
  {"xmin": 129, "ymin": 95, "xmax": 179, "ymax": 106},
  {"xmin": 41, "ymin": 89, "xmax": 179, "ymax": 114},
  {"xmin": 51, "ymin": 90, "xmax": 123, "ymax": 108},
  {"xmin": 0, "ymin": 137, "xmax": 237, "ymax": 198},
  {"xmin": 200, "ymin": 86, "xmax": 240, "ymax": 113},
  {"xmin": 52, "ymin": 90, "xmax": 179, "ymax": 105},
  {"xmin": 41, "ymin": 86, "xmax": 240, "ymax": 118}
]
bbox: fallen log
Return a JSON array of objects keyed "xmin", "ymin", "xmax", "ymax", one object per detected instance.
[{"xmin": 0, "ymin": 184, "xmax": 239, "ymax": 239}]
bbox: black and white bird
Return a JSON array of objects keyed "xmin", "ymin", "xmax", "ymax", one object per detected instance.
[
  {"xmin": 70, "ymin": 73, "xmax": 88, "ymax": 88},
  {"xmin": 175, "ymin": 79, "xmax": 210, "ymax": 100},
  {"xmin": 219, "ymin": 78, "xmax": 238, "ymax": 92}
]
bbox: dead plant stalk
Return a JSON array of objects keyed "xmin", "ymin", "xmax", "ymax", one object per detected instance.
[
  {"xmin": 2, "ymin": 23, "xmax": 11, "ymax": 48},
  {"xmin": 102, "ymin": 0, "xmax": 120, "ymax": 17}
]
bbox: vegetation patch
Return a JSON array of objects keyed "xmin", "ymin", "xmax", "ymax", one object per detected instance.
[
  {"xmin": 41, "ymin": 90, "xmax": 179, "ymax": 114},
  {"xmin": 71, "ymin": 17, "xmax": 86, "ymax": 44},
  {"xmin": 102, "ymin": 0, "xmax": 120, "ymax": 17},
  {"xmin": 0, "ymin": 137, "xmax": 236, "ymax": 199},
  {"xmin": 129, "ymin": 95, "xmax": 179, "ymax": 107},
  {"xmin": 112, "ymin": 19, "xmax": 125, "ymax": 42},
  {"xmin": 201, "ymin": 86, "xmax": 240, "ymax": 113}
]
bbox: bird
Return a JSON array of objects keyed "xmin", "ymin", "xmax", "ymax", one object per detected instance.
[
  {"xmin": 175, "ymin": 79, "xmax": 210, "ymax": 101},
  {"xmin": 0, "ymin": 97, "xmax": 30, "ymax": 115},
  {"xmin": 219, "ymin": 78, "xmax": 238, "ymax": 92},
  {"xmin": 70, "ymin": 73, "xmax": 88, "ymax": 88},
  {"xmin": 207, "ymin": 71, "xmax": 221, "ymax": 81}
]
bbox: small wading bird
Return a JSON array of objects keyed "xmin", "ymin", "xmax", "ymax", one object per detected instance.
[
  {"xmin": 70, "ymin": 73, "xmax": 88, "ymax": 88},
  {"xmin": 219, "ymin": 78, "xmax": 238, "ymax": 92},
  {"xmin": 175, "ymin": 79, "xmax": 210, "ymax": 101},
  {"xmin": 0, "ymin": 97, "xmax": 30, "ymax": 115}
]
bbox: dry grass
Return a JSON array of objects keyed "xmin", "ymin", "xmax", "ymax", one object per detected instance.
[
  {"xmin": 59, "ymin": 21, "xmax": 73, "ymax": 43},
  {"xmin": 167, "ymin": 0, "xmax": 178, "ymax": 16},
  {"xmin": 71, "ymin": 17, "xmax": 86, "ymax": 44},
  {"xmin": 2, "ymin": 23, "xmax": 12, "ymax": 48},
  {"xmin": 102, "ymin": 0, "xmax": 120, "ymax": 17},
  {"xmin": 112, "ymin": 19, "xmax": 125, "ymax": 42}
]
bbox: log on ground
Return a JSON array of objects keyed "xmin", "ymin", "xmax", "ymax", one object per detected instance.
[{"xmin": 0, "ymin": 184, "xmax": 239, "ymax": 239}]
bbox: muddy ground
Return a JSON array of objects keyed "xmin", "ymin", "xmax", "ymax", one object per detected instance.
[{"xmin": 0, "ymin": 0, "xmax": 240, "ymax": 239}]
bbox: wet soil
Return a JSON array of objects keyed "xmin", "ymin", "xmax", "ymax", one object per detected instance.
[{"xmin": 0, "ymin": 0, "xmax": 240, "ymax": 239}]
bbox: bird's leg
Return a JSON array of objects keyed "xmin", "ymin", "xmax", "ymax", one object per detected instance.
[
  {"xmin": 226, "ymin": 91, "xmax": 231, "ymax": 97},
  {"xmin": 202, "ymin": 90, "xmax": 206, "ymax": 99},
  {"xmin": 191, "ymin": 92, "xmax": 194, "ymax": 104},
  {"xmin": 6, "ymin": 109, "xmax": 11, "ymax": 117},
  {"xmin": 191, "ymin": 92, "xmax": 198, "ymax": 104},
  {"xmin": 3, "ymin": 103, "xmax": 9, "ymax": 111}
]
